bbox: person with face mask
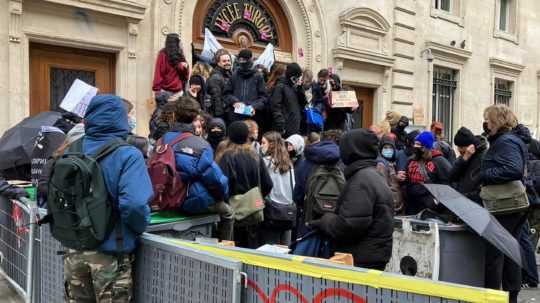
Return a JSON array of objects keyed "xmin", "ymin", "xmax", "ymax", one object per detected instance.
[
  {"xmin": 285, "ymin": 134, "xmax": 305, "ymax": 171},
  {"xmin": 270, "ymin": 62, "xmax": 304, "ymax": 138},
  {"xmin": 376, "ymin": 135, "xmax": 404, "ymax": 214},
  {"xmin": 224, "ymin": 49, "xmax": 268, "ymax": 126},
  {"xmin": 402, "ymin": 131, "xmax": 452, "ymax": 215},
  {"xmin": 448, "ymin": 127, "xmax": 487, "ymax": 204},
  {"xmin": 207, "ymin": 49, "xmax": 232, "ymax": 120},
  {"xmin": 206, "ymin": 118, "xmax": 227, "ymax": 151},
  {"xmin": 391, "ymin": 116, "xmax": 409, "ymax": 150}
]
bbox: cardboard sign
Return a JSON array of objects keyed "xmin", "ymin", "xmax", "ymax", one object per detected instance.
[
  {"xmin": 331, "ymin": 91, "xmax": 358, "ymax": 108},
  {"xmin": 413, "ymin": 106, "xmax": 425, "ymax": 125},
  {"xmin": 60, "ymin": 79, "xmax": 98, "ymax": 118}
]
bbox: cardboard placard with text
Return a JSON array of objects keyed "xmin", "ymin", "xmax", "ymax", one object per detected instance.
[{"xmin": 331, "ymin": 91, "xmax": 358, "ymax": 108}]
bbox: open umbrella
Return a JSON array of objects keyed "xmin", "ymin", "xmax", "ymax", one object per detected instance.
[
  {"xmin": 424, "ymin": 184, "xmax": 522, "ymax": 267},
  {"xmin": 0, "ymin": 112, "xmax": 62, "ymax": 170}
]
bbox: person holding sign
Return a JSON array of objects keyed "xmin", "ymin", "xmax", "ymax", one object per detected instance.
[{"xmin": 224, "ymin": 49, "xmax": 268, "ymax": 127}]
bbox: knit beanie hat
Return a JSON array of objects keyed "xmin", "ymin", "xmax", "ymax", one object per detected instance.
[
  {"xmin": 454, "ymin": 127, "xmax": 479, "ymax": 147},
  {"xmin": 189, "ymin": 75, "xmax": 205, "ymax": 87},
  {"xmin": 286, "ymin": 63, "xmax": 302, "ymax": 79},
  {"xmin": 228, "ymin": 121, "xmax": 250, "ymax": 144},
  {"xmin": 415, "ymin": 131, "xmax": 435, "ymax": 150},
  {"xmin": 238, "ymin": 49, "xmax": 253, "ymax": 60}
]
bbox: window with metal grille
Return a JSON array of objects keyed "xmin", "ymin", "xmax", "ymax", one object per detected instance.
[
  {"xmin": 494, "ymin": 79, "xmax": 513, "ymax": 106},
  {"xmin": 435, "ymin": 0, "xmax": 452, "ymax": 12},
  {"xmin": 432, "ymin": 67, "xmax": 457, "ymax": 142},
  {"xmin": 49, "ymin": 68, "xmax": 96, "ymax": 112}
]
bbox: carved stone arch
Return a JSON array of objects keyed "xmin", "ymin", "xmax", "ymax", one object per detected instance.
[
  {"xmin": 176, "ymin": 0, "xmax": 326, "ymax": 69},
  {"xmin": 339, "ymin": 7, "xmax": 391, "ymax": 34}
]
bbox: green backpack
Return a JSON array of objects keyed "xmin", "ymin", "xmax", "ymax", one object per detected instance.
[
  {"xmin": 46, "ymin": 138, "xmax": 127, "ymax": 250},
  {"xmin": 304, "ymin": 164, "xmax": 346, "ymax": 222}
]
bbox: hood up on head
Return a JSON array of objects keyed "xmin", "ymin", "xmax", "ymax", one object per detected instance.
[
  {"xmin": 286, "ymin": 134, "xmax": 305, "ymax": 156},
  {"xmin": 340, "ymin": 128, "xmax": 379, "ymax": 165},
  {"xmin": 84, "ymin": 94, "xmax": 129, "ymax": 140},
  {"xmin": 304, "ymin": 141, "xmax": 340, "ymax": 165},
  {"xmin": 513, "ymin": 124, "xmax": 532, "ymax": 145}
]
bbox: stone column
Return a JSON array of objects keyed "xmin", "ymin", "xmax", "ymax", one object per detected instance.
[{"xmin": 8, "ymin": 0, "xmax": 24, "ymax": 125}]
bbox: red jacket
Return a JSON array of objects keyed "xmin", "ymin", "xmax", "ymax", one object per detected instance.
[{"xmin": 152, "ymin": 49, "xmax": 189, "ymax": 92}]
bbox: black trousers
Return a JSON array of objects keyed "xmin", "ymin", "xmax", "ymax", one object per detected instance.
[{"xmin": 485, "ymin": 212, "xmax": 527, "ymax": 292}]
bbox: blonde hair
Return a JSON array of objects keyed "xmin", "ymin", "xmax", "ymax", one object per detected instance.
[
  {"xmin": 192, "ymin": 62, "xmax": 212, "ymax": 80},
  {"xmin": 484, "ymin": 104, "xmax": 518, "ymax": 133},
  {"xmin": 385, "ymin": 111, "xmax": 402, "ymax": 128}
]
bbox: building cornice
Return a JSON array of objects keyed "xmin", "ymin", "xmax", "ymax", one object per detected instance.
[
  {"xmin": 426, "ymin": 41, "xmax": 471, "ymax": 65},
  {"xmin": 333, "ymin": 46, "xmax": 394, "ymax": 68},
  {"xmin": 43, "ymin": 0, "xmax": 148, "ymax": 21},
  {"xmin": 489, "ymin": 57, "xmax": 525, "ymax": 76}
]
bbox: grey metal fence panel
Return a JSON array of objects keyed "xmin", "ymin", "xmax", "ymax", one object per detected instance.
[
  {"xmin": 0, "ymin": 196, "xmax": 37, "ymax": 303},
  {"xmin": 39, "ymin": 225, "xmax": 65, "ymax": 303},
  {"xmin": 134, "ymin": 234, "xmax": 242, "ymax": 303}
]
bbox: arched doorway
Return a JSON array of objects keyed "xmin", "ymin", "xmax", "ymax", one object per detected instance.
[{"xmin": 192, "ymin": 0, "xmax": 293, "ymax": 61}]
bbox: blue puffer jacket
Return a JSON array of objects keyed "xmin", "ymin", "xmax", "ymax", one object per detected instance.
[
  {"xmin": 481, "ymin": 125, "xmax": 530, "ymax": 185},
  {"xmin": 83, "ymin": 95, "xmax": 153, "ymax": 254},
  {"xmin": 162, "ymin": 124, "xmax": 228, "ymax": 213}
]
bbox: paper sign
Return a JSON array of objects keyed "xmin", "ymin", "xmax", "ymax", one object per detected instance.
[
  {"xmin": 413, "ymin": 106, "xmax": 424, "ymax": 125},
  {"xmin": 234, "ymin": 103, "xmax": 254, "ymax": 116},
  {"xmin": 331, "ymin": 91, "xmax": 358, "ymax": 108},
  {"xmin": 60, "ymin": 79, "xmax": 98, "ymax": 118}
]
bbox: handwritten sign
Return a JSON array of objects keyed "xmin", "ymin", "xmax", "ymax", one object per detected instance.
[
  {"xmin": 331, "ymin": 91, "xmax": 358, "ymax": 108},
  {"xmin": 60, "ymin": 79, "xmax": 98, "ymax": 118}
]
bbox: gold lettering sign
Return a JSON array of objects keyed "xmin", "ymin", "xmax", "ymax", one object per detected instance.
[{"xmin": 212, "ymin": 1, "xmax": 275, "ymax": 42}]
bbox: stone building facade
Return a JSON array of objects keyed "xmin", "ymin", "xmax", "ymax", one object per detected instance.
[{"xmin": 1, "ymin": 0, "xmax": 539, "ymax": 138}]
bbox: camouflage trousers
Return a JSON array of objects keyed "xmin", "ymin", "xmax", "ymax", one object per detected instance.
[{"xmin": 64, "ymin": 250, "xmax": 134, "ymax": 303}]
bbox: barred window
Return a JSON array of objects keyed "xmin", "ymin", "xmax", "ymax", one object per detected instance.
[
  {"xmin": 432, "ymin": 67, "xmax": 457, "ymax": 142},
  {"xmin": 494, "ymin": 79, "xmax": 513, "ymax": 106},
  {"xmin": 435, "ymin": 0, "xmax": 452, "ymax": 12}
]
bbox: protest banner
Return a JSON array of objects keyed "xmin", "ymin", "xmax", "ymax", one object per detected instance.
[{"xmin": 331, "ymin": 91, "xmax": 358, "ymax": 108}]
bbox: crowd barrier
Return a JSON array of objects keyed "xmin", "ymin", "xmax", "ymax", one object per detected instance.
[
  {"xmin": 0, "ymin": 196, "xmax": 37, "ymax": 303},
  {"xmin": 170, "ymin": 240, "xmax": 508, "ymax": 303},
  {"xmin": 0, "ymin": 198, "xmax": 509, "ymax": 303}
]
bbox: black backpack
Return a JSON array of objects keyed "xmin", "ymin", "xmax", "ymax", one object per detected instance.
[
  {"xmin": 45, "ymin": 138, "xmax": 127, "ymax": 250},
  {"xmin": 304, "ymin": 164, "xmax": 346, "ymax": 222}
]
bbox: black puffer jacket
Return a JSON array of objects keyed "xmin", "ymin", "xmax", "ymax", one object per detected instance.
[
  {"xmin": 224, "ymin": 64, "xmax": 268, "ymax": 123},
  {"xmin": 312, "ymin": 129, "xmax": 394, "ymax": 268},
  {"xmin": 449, "ymin": 136, "xmax": 488, "ymax": 204},
  {"xmin": 271, "ymin": 77, "xmax": 301, "ymax": 138},
  {"xmin": 481, "ymin": 125, "xmax": 530, "ymax": 186},
  {"xmin": 218, "ymin": 150, "xmax": 273, "ymax": 198},
  {"xmin": 207, "ymin": 66, "xmax": 231, "ymax": 118}
]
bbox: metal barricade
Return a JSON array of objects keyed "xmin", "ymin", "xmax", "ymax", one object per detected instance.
[
  {"xmin": 0, "ymin": 196, "xmax": 37, "ymax": 303},
  {"xmin": 134, "ymin": 234, "xmax": 242, "ymax": 303},
  {"xmin": 169, "ymin": 240, "xmax": 508, "ymax": 303}
]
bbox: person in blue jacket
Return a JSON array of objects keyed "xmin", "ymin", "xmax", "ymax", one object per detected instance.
[
  {"xmin": 64, "ymin": 94, "xmax": 153, "ymax": 302},
  {"xmin": 161, "ymin": 96, "xmax": 232, "ymax": 239},
  {"xmin": 293, "ymin": 138, "xmax": 341, "ymax": 238}
]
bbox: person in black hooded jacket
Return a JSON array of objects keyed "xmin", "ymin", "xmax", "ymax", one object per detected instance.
[
  {"xmin": 391, "ymin": 116, "xmax": 409, "ymax": 150},
  {"xmin": 449, "ymin": 127, "xmax": 488, "ymax": 204},
  {"xmin": 271, "ymin": 63, "xmax": 303, "ymax": 138},
  {"xmin": 310, "ymin": 129, "xmax": 394, "ymax": 270},
  {"xmin": 224, "ymin": 49, "xmax": 268, "ymax": 126},
  {"xmin": 207, "ymin": 49, "xmax": 232, "ymax": 120}
]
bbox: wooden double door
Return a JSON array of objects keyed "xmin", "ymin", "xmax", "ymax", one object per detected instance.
[{"xmin": 29, "ymin": 43, "xmax": 116, "ymax": 115}]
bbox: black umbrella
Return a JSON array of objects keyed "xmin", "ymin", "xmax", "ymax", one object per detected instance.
[
  {"xmin": 424, "ymin": 184, "xmax": 522, "ymax": 267},
  {"xmin": 0, "ymin": 112, "xmax": 62, "ymax": 170}
]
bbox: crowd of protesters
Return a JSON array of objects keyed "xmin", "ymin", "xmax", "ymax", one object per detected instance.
[{"xmin": 0, "ymin": 32, "xmax": 538, "ymax": 302}]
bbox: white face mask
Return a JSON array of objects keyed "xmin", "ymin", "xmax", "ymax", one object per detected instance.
[{"xmin": 128, "ymin": 115, "xmax": 137, "ymax": 132}]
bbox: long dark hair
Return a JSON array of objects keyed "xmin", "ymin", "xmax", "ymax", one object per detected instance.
[{"xmin": 164, "ymin": 33, "xmax": 186, "ymax": 66}]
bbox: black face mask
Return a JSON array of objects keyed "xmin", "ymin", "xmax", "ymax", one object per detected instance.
[
  {"xmin": 239, "ymin": 61, "xmax": 252, "ymax": 71},
  {"xmin": 288, "ymin": 150, "xmax": 297, "ymax": 160},
  {"xmin": 207, "ymin": 131, "xmax": 225, "ymax": 147},
  {"xmin": 483, "ymin": 122, "xmax": 491, "ymax": 135},
  {"xmin": 414, "ymin": 147, "xmax": 425, "ymax": 159}
]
